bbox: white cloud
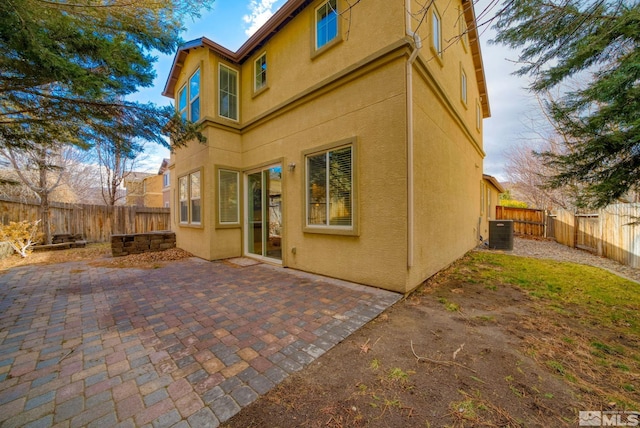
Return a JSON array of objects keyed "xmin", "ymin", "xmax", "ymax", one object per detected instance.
[{"xmin": 243, "ymin": 0, "xmax": 280, "ymax": 37}]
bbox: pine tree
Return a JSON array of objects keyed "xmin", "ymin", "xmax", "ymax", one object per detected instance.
[
  {"xmin": 493, "ymin": 0, "xmax": 640, "ymax": 208},
  {"xmin": 0, "ymin": 0, "xmax": 211, "ymax": 153}
]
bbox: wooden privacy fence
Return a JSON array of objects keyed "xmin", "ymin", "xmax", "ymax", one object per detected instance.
[
  {"xmin": 0, "ymin": 197, "xmax": 170, "ymax": 243},
  {"xmin": 553, "ymin": 204, "xmax": 640, "ymax": 268},
  {"xmin": 496, "ymin": 206, "xmax": 546, "ymax": 237}
]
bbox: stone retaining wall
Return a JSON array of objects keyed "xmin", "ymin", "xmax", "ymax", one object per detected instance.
[{"xmin": 111, "ymin": 231, "xmax": 175, "ymax": 257}]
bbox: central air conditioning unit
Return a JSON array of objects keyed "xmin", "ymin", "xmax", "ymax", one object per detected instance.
[{"xmin": 489, "ymin": 220, "xmax": 514, "ymax": 250}]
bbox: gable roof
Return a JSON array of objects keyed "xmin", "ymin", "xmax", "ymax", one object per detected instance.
[{"xmin": 162, "ymin": 0, "xmax": 490, "ymax": 117}]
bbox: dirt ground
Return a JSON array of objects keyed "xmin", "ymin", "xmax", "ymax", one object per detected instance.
[{"xmin": 222, "ymin": 256, "xmax": 620, "ymax": 428}]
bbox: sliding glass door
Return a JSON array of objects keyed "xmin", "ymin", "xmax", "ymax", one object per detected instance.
[{"xmin": 246, "ymin": 165, "xmax": 282, "ymax": 261}]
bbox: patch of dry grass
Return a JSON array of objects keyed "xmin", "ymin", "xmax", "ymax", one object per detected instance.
[
  {"xmin": 0, "ymin": 242, "xmax": 110, "ymax": 271},
  {"xmin": 0, "ymin": 243, "xmax": 193, "ymax": 271}
]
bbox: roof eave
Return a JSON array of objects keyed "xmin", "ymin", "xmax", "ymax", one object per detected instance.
[
  {"xmin": 483, "ymin": 174, "xmax": 505, "ymax": 193},
  {"xmin": 162, "ymin": 38, "xmax": 205, "ymax": 98},
  {"xmin": 462, "ymin": 0, "xmax": 491, "ymax": 118},
  {"xmin": 236, "ymin": 0, "xmax": 309, "ymax": 60}
]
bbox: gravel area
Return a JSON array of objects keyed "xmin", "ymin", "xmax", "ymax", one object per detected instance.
[{"xmin": 486, "ymin": 236, "xmax": 640, "ymax": 284}]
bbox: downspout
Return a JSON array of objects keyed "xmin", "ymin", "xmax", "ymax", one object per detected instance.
[{"xmin": 406, "ymin": 0, "xmax": 421, "ymax": 268}]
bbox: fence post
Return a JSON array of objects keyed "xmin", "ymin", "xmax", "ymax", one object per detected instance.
[{"xmin": 573, "ymin": 211, "xmax": 580, "ymax": 248}]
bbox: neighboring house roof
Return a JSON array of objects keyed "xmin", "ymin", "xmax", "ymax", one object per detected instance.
[
  {"xmin": 124, "ymin": 171, "xmax": 155, "ymax": 183},
  {"xmin": 157, "ymin": 158, "xmax": 170, "ymax": 175},
  {"xmin": 162, "ymin": 0, "xmax": 490, "ymax": 117},
  {"xmin": 483, "ymin": 174, "xmax": 505, "ymax": 193}
]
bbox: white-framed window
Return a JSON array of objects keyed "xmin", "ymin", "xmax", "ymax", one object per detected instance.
[
  {"xmin": 177, "ymin": 68, "xmax": 200, "ymax": 122},
  {"xmin": 315, "ymin": 0, "xmax": 338, "ymax": 50},
  {"xmin": 476, "ymin": 100, "xmax": 482, "ymax": 130},
  {"xmin": 218, "ymin": 169, "xmax": 240, "ymax": 225},
  {"xmin": 461, "ymin": 67, "xmax": 468, "ymax": 105},
  {"xmin": 189, "ymin": 69, "xmax": 200, "ymax": 122},
  {"xmin": 178, "ymin": 171, "xmax": 201, "ymax": 225},
  {"xmin": 458, "ymin": 6, "xmax": 468, "ymax": 50},
  {"xmin": 254, "ymin": 53, "xmax": 267, "ymax": 92},
  {"xmin": 190, "ymin": 172, "xmax": 201, "ymax": 224},
  {"xmin": 179, "ymin": 176, "xmax": 188, "ymax": 223},
  {"xmin": 306, "ymin": 143, "xmax": 354, "ymax": 229},
  {"xmin": 219, "ymin": 64, "xmax": 239, "ymax": 121},
  {"xmin": 163, "ymin": 171, "xmax": 170, "ymax": 188},
  {"xmin": 431, "ymin": 9, "xmax": 442, "ymax": 58},
  {"xmin": 178, "ymin": 86, "xmax": 187, "ymax": 121}
]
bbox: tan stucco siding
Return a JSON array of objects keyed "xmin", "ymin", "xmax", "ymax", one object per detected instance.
[
  {"xmin": 206, "ymin": 127, "xmax": 243, "ymax": 261},
  {"xmin": 171, "ymin": 124, "xmax": 244, "ymax": 261},
  {"xmin": 241, "ymin": 57, "xmax": 409, "ymax": 292},
  {"xmin": 172, "ymin": 54, "xmax": 409, "ymax": 291},
  {"xmin": 412, "ymin": 0, "xmax": 486, "ymax": 141},
  {"xmin": 408, "ymin": 56, "xmax": 484, "ymax": 291},
  {"xmin": 170, "ymin": 135, "xmax": 210, "ymax": 259},
  {"xmin": 240, "ymin": 0, "xmax": 406, "ymax": 123}
]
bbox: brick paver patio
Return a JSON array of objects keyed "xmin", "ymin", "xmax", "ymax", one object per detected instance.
[{"xmin": 0, "ymin": 257, "xmax": 400, "ymax": 427}]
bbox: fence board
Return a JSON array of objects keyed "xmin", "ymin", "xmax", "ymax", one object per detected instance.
[
  {"xmin": 0, "ymin": 197, "xmax": 170, "ymax": 242},
  {"xmin": 553, "ymin": 204, "xmax": 640, "ymax": 268},
  {"xmin": 496, "ymin": 206, "xmax": 546, "ymax": 237},
  {"xmin": 576, "ymin": 214, "xmax": 599, "ymax": 253},
  {"xmin": 553, "ymin": 210, "xmax": 575, "ymax": 248}
]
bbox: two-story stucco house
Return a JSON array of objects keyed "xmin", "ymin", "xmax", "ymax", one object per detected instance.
[{"xmin": 162, "ymin": 0, "xmax": 490, "ymax": 294}]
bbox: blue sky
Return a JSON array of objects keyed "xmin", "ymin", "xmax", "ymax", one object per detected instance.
[{"xmin": 138, "ymin": 0, "xmax": 534, "ymax": 182}]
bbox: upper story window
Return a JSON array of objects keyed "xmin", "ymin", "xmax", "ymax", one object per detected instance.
[
  {"xmin": 431, "ymin": 9, "xmax": 442, "ymax": 59},
  {"xmin": 476, "ymin": 101, "xmax": 482, "ymax": 130},
  {"xmin": 461, "ymin": 67, "xmax": 468, "ymax": 105},
  {"xmin": 189, "ymin": 69, "xmax": 200, "ymax": 122},
  {"xmin": 178, "ymin": 86, "xmax": 187, "ymax": 121},
  {"xmin": 458, "ymin": 6, "xmax": 468, "ymax": 50},
  {"xmin": 219, "ymin": 64, "xmax": 239, "ymax": 121},
  {"xmin": 177, "ymin": 68, "xmax": 200, "ymax": 122},
  {"xmin": 163, "ymin": 171, "xmax": 170, "ymax": 188},
  {"xmin": 315, "ymin": 0, "xmax": 338, "ymax": 50},
  {"xmin": 254, "ymin": 53, "xmax": 267, "ymax": 92}
]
